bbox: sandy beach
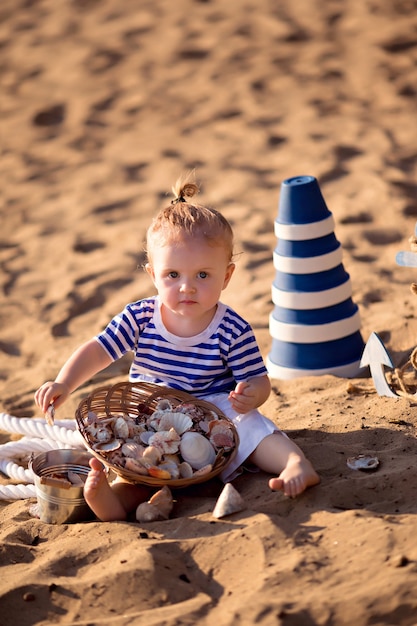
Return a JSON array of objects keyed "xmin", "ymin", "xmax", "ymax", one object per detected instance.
[{"xmin": 2, "ymin": 0, "xmax": 417, "ymax": 624}]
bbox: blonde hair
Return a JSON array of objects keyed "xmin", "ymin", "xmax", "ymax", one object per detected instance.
[{"xmin": 146, "ymin": 173, "xmax": 234, "ymax": 261}]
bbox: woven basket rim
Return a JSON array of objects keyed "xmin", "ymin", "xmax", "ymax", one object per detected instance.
[{"xmin": 75, "ymin": 381, "xmax": 239, "ymax": 487}]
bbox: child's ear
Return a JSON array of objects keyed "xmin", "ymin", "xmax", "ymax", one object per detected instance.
[
  {"xmin": 145, "ymin": 263, "xmax": 155, "ymax": 280},
  {"xmin": 222, "ymin": 262, "xmax": 235, "ymax": 289}
]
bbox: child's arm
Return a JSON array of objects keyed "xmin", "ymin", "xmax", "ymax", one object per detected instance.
[
  {"xmin": 35, "ymin": 339, "xmax": 113, "ymax": 413},
  {"xmin": 228, "ymin": 375, "xmax": 271, "ymax": 414}
]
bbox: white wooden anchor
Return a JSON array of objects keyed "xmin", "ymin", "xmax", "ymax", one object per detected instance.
[{"xmin": 360, "ymin": 332, "xmax": 398, "ymax": 398}]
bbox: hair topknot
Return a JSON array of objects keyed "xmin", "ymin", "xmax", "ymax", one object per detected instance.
[
  {"xmin": 146, "ymin": 171, "xmax": 235, "ymax": 262},
  {"xmin": 171, "ymin": 172, "xmax": 200, "ymax": 203}
]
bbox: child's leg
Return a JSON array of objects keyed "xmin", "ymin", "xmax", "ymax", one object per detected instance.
[
  {"xmin": 84, "ymin": 457, "xmax": 151, "ymax": 521},
  {"xmin": 249, "ymin": 432, "xmax": 319, "ymax": 498}
]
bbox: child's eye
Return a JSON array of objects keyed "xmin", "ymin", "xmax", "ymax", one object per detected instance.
[
  {"xmin": 168, "ymin": 271, "xmax": 178, "ymax": 279},
  {"xmin": 198, "ymin": 271, "xmax": 208, "ymax": 279}
]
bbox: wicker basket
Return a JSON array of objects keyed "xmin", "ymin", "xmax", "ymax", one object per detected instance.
[{"xmin": 75, "ymin": 382, "xmax": 239, "ymax": 487}]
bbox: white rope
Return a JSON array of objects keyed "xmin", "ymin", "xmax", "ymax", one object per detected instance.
[
  {"xmin": 0, "ymin": 413, "xmax": 87, "ymax": 501},
  {"xmin": 0, "ymin": 413, "xmax": 84, "ymax": 447},
  {"xmin": 0, "ymin": 436, "xmax": 72, "ymax": 458},
  {"xmin": 0, "ymin": 483, "xmax": 36, "ymax": 500},
  {"xmin": 0, "ymin": 459, "xmax": 34, "ymax": 483}
]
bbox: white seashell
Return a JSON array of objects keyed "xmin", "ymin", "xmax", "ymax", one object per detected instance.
[
  {"xmin": 193, "ymin": 464, "xmax": 213, "ymax": 477},
  {"xmin": 142, "ymin": 445, "xmax": 162, "ymax": 465},
  {"xmin": 158, "ymin": 460, "xmax": 180, "ymax": 479},
  {"xmin": 135, "ymin": 502, "xmax": 164, "ymax": 522},
  {"xmin": 346, "ymin": 454, "xmax": 379, "ymax": 471},
  {"xmin": 149, "ymin": 428, "xmax": 181, "ymax": 454},
  {"xmin": 157, "ymin": 411, "xmax": 192, "ymax": 435},
  {"xmin": 179, "ymin": 461, "xmax": 194, "ymax": 478},
  {"xmin": 136, "ymin": 486, "xmax": 173, "ymax": 522},
  {"xmin": 121, "ymin": 442, "xmax": 145, "ymax": 459},
  {"xmin": 140, "ymin": 431, "xmax": 154, "ymax": 445},
  {"xmin": 179, "ymin": 431, "xmax": 216, "ymax": 470},
  {"xmin": 113, "ymin": 416, "xmax": 130, "ymax": 439},
  {"xmin": 124, "ymin": 457, "xmax": 149, "ymax": 475},
  {"xmin": 86, "ymin": 424, "xmax": 113, "ymax": 443},
  {"xmin": 94, "ymin": 439, "xmax": 122, "ymax": 453},
  {"xmin": 212, "ymin": 483, "xmax": 246, "ymax": 519},
  {"xmin": 156, "ymin": 399, "xmax": 173, "ymax": 411},
  {"xmin": 67, "ymin": 471, "xmax": 86, "ymax": 486}
]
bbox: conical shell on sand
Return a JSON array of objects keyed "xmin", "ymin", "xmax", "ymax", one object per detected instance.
[{"xmin": 212, "ymin": 483, "xmax": 246, "ymax": 519}]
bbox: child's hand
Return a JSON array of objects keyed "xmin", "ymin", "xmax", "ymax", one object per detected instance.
[
  {"xmin": 35, "ymin": 381, "xmax": 70, "ymax": 414},
  {"xmin": 228, "ymin": 381, "xmax": 258, "ymax": 414}
]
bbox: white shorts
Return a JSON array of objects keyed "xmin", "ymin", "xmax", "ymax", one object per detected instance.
[{"xmin": 199, "ymin": 392, "xmax": 281, "ymax": 482}]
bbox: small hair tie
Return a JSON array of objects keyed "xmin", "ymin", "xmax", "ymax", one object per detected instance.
[{"xmin": 171, "ymin": 195, "xmax": 186, "ymax": 205}]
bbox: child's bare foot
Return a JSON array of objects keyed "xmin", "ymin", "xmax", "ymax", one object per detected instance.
[
  {"xmin": 269, "ymin": 455, "xmax": 320, "ymax": 498},
  {"xmin": 84, "ymin": 457, "xmax": 128, "ymax": 521}
]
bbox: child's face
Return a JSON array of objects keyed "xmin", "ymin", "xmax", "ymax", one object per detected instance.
[{"xmin": 146, "ymin": 236, "xmax": 235, "ymax": 332}]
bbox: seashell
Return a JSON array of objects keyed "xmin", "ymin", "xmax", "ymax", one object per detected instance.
[
  {"xmin": 113, "ymin": 416, "xmax": 130, "ymax": 439},
  {"xmin": 149, "ymin": 428, "xmax": 181, "ymax": 454},
  {"xmin": 212, "ymin": 483, "xmax": 246, "ymax": 519},
  {"xmin": 179, "ymin": 461, "xmax": 193, "ymax": 478},
  {"xmin": 149, "ymin": 485, "xmax": 174, "ymax": 517},
  {"xmin": 121, "ymin": 442, "xmax": 145, "ymax": 459},
  {"xmin": 45, "ymin": 403, "xmax": 55, "ymax": 426},
  {"xmin": 87, "ymin": 410, "xmax": 99, "ymax": 424},
  {"xmin": 135, "ymin": 502, "xmax": 164, "ymax": 523},
  {"xmin": 193, "ymin": 464, "xmax": 213, "ymax": 477},
  {"xmin": 346, "ymin": 454, "xmax": 379, "ymax": 471},
  {"xmin": 140, "ymin": 431, "xmax": 154, "ymax": 445},
  {"xmin": 209, "ymin": 421, "xmax": 235, "ymax": 449},
  {"xmin": 157, "ymin": 411, "xmax": 192, "ymax": 435},
  {"xmin": 142, "ymin": 445, "xmax": 162, "ymax": 465},
  {"xmin": 67, "ymin": 471, "xmax": 86, "ymax": 486},
  {"xmin": 135, "ymin": 486, "xmax": 173, "ymax": 522},
  {"xmin": 158, "ymin": 460, "xmax": 180, "ymax": 479},
  {"xmin": 147, "ymin": 465, "xmax": 172, "ymax": 480},
  {"xmin": 94, "ymin": 439, "xmax": 122, "ymax": 453},
  {"xmin": 129, "ymin": 423, "xmax": 147, "ymax": 438},
  {"xmin": 179, "ymin": 431, "xmax": 216, "ymax": 470},
  {"xmin": 125, "ymin": 457, "xmax": 149, "ymax": 475},
  {"xmin": 86, "ymin": 424, "xmax": 113, "ymax": 443},
  {"xmin": 156, "ymin": 399, "xmax": 173, "ymax": 411}
]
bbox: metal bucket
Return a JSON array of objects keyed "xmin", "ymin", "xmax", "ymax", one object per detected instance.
[{"xmin": 29, "ymin": 449, "xmax": 94, "ymax": 524}]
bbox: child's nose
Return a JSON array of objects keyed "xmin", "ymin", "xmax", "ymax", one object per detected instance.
[{"xmin": 180, "ymin": 279, "xmax": 195, "ymax": 293}]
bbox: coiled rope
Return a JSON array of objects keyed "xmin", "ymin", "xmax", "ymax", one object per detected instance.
[{"xmin": 0, "ymin": 413, "xmax": 85, "ymax": 500}]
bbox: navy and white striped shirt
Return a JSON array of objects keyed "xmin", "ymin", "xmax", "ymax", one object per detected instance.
[{"xmin": 95, "ymin": 296, "xmax": 268, "ymax": 396}]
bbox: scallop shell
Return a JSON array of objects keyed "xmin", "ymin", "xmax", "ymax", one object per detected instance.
[
  {"xmin": 157, "ymin": 411, "xmax": 193, "ymax": 435},
  {"xmin": 179, "ymin": 431, "xmax": 216, "ymax": 470}
]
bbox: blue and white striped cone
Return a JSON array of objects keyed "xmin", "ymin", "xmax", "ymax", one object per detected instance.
[{"xmin": 267, "ymin": 175, "xmax": 365, "ymax": 380}]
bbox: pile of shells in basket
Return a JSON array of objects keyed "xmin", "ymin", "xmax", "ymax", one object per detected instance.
[{"xmin": 79, "ymin": 397, "xmax": 237, "ymax": 484}]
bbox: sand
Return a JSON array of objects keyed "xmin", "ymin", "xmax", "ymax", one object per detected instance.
[{"xmin": 2, "ymin": 0, "xmax": 417, "ymax": 624}]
